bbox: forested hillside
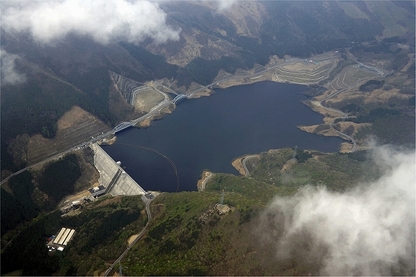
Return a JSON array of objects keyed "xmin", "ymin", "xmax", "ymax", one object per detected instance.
[
  {"xmin": 1, "ymin": 1, "xmax": 414, "ymax": 171},
  {"xmin": 2, "ymin": 147, "xmax": 413, "ymax": 276},
  {"xmin": 1, "ymin": 1, "xmax": 414, "ymax": 275}
]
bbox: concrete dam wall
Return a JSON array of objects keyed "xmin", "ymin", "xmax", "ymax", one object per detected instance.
[{"xmin": 91, "ymin": 143, "xmax": 146, "ymax": 196}]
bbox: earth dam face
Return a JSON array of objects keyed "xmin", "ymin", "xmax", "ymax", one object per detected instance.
[{"xmin": 103, "ymin": 81, "xmax": 343, "ymax": 192}]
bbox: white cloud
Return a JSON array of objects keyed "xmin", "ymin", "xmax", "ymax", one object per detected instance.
[
  {"xmin": 214, "ymin": 0, "xmax": 238, "ymax": 10},
  {"xmin": 1, "ymin": 49, "xmax": 26, "ymax": 85},
  {"xmin": 1, "ymin": 0, "xmax": 181, "ymax": 45},
  {"xmin": 186, "ymin": 0, "xmax": 238, "ymax": 11},
  {"xmin": 258, "ymin": 145, "xmax": 415, "ymax": 275}
]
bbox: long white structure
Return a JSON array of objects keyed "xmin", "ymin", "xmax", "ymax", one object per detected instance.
[
  {"xmin": 91, "ymin": 143, "xmax": 146, "ymax": 196},
  {"xmin": 53, "ymin": 227, "xmax": 76, "ymax": 246},
  {"xmin": 53, "ymin": 228, "xmax": 66, "ymax": 244},
  {"xmin": 57, "ymin": 228, "xmax": 71, "ymax": 245},
  {"xmin": 63, "ymin": 229, "xmax": 76, "ymax": 246}
]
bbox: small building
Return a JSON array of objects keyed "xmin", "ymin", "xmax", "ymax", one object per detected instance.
[
  {"xmin": 71, "ymin": 200, "xmax": 81, "ymax": 209},
  {"xmin": 89, "ymin": 185, "xmax": 106, "ymax": 198}
]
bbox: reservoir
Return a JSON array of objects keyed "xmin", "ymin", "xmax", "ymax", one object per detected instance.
[{"xmin": 103, "ymin": 81, "xmax": 342, "ymax": 192}]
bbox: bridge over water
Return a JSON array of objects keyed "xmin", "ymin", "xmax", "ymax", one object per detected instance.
[
  {"xmin": 112, "ymin": 122, "xmax": 133, "ymax": 134},
  {"xmin": 171, "ymin": 94, "xmax": 188, "ymax": 104}
]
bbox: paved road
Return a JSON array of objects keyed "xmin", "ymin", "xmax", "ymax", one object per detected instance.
[
  {"xmin": 318, "ymin": 62, "xmax": 386, "ymax": 153},
  {"xmin": 131, "ymin": 82, "xmax": 171, "ymax": 126},
  {"xmin": 188, "ymin": 53, "xmax": 341, "ymax": 98},
  {"xmin": 242, "ymin": 155, "xmax": 260, "ymax": 177},
  {"xmin": 199, "ymin": 171, "xmax": 213, "ymax": 191},
  {"xmin": 103, "ymin": 196, "xmax": 153, "ymax": 277},
  {"xmin": 1, "ymin": 147, "xmax": 76, "ymax": 185},
  {"xmin": 0, "ymin": 128, "xmax": 116, "ymax": 185}
]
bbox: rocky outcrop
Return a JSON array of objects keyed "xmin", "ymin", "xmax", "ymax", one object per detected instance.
[{"xmin": 198, "ymin": 203, "xmax": 234, "ymax": 224}]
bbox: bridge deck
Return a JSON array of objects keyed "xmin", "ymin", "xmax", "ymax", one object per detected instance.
[
  {"xmin": 172, "ymin": 94, "xmax": 188, "ymax": 104},
  {"xmin": 113, "ymin": 122, "xmax": 133, "ymax": 133}
]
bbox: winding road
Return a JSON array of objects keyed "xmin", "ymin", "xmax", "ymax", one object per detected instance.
[
  {"xmin": 188, "ymin": 53, "xmax": 340, "ymax": 97},
  {"xmin": 241, "ymin": 155, "xmax": 260, "ymax": 177},
  {"xmin": 102, "ymin": 195, "xmax": 153, "ymax": 277},
  {"xmin": 317, "ymin": 62, "xmax": 386, "ymax": 153}
]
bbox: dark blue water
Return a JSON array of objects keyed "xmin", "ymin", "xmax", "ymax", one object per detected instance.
[{"xmin": 103, "ymin": 82, "xmax": 342, "ymax": 192}]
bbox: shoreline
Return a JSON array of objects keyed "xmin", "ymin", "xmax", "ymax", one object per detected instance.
[
  {"xmin": 129, "ymin": 52, "xmax": 342, "ymax": 142},
  {"xmin": 232, "ymin": 155, "xmax": 261, "ymax": 177},
  {"xmin": 3, "ymin": 52, "xmax": 360, "ymax": 185},
  {"xmin": 197, "ymin": 171, "xmax": 214, "ymax": 192},
  {"xmin": 100, "ymin": 135, "xmax": 117, "ymax": 146},
  {"xmin": 231, "ymin": 157, "xmax": 246, "ymax": 176}
]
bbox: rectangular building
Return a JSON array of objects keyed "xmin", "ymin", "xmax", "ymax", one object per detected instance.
[
  {"xmin": 62, "ymin": 229, "xmax": 76, "ymax": 246},
  {"xmin": 53, "ymin": 228, "xmax": 66, "ymax": 244},
  {"xmin": 89, "ymin": 185, "xmax": 106, "ymax": 198},
  {"xmin": 57, "ymin": 228, "xmax": 71, "ymax": 245},
  {"xmin": 49, "ymin": 227, "xmax": 76, "ymax": 252}
]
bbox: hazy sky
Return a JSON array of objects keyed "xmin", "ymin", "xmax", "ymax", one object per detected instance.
[{"xmin": 258, "ymin": 144, "xmax": 415, "ymax": 275}]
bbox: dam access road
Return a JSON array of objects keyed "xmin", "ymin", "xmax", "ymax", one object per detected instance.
[{"xmin": 102, "ymin": 194, "xmax": 153, "ymax": 277}]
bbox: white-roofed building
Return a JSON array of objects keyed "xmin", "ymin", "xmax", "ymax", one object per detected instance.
[{"xmin": 48, "ymin": 227, "xmax": 76, "ymax": 251}]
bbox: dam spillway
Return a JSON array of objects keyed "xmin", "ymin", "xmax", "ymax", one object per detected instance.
[{"xmin": 91, "ymin": 143, "xmax": 146, "ymax": 196}]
